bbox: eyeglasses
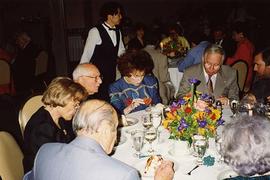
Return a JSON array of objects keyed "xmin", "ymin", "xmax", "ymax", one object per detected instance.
[
  {"xmin": 84, "ymin": 75, "xmax": 103, "ymax": 81},
  {"xmin": 129, "ymin": 73, "xmax": 145, "ymax": 79},
  {"xmin": 204, "ymin": 62, "xmax": 221, "ymax": 69}
]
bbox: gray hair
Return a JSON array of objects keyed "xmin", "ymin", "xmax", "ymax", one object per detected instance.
[
  {"xmin": 72, "ymin": 100, "xmax": 117, "ymax": 134},
  {"xmin": 72, "ymin": 63, "xmax": 92, "ymax": 81},
  {"xmin": 203, "ymin": 44, "xmax": 225, "ymax": 63},
  {"xmin": 220, "ymin": 115, "xmax": 270, "ymax": 176}
]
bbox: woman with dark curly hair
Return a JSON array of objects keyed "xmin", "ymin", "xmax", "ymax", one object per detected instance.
[{"xmin": 109, "ymin": 50, "xmax": 161, "ymax": 114}]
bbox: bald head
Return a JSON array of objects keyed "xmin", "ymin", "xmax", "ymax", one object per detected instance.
[
  {"xmin": 72, "ymin": 63, "xmax": 102, "ymax": 95},
  {"xmin": 72, "ymin": 99, "xmax": 118, "ymax": 154}
]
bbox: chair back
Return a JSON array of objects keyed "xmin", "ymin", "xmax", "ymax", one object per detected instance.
[
  {"xmin": 0, "ymin": 131, "xmax": 24, "ymax": 180},
  {"xmin": 231, "ymin": 60, "xmax": 248, "ymax": 93},
  {"xmin": 35, "ymin": 51, "xmax": 48, "ymax": 76},
  {"xmin": 0, "ymin": 59, "xmax": 11, "ymax": 85},
  {"xmin": 18, "ymin": 95, "xmax": 43, "ymax": 136}
]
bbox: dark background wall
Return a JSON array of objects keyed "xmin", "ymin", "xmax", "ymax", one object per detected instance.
[{"xmin": 0, "ymin": 0, "xmax": 270, "ymax": 76}]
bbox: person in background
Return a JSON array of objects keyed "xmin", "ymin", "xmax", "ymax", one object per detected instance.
[
  {"xmin": 220, "ymin": 115, "xmax": 270, "ymax": 179},
  {"xmin": 109, "ymin": 50, "xmax": 161, "ymax": 115},
  {"xmin": 251, "ymin": 47, "xmax": 270, "ymax": 103},
  {"xmin": 22, "ymin": 77, "xmax": 88, "ymax": 173},
  {"xmin": 225, "ymin": 22, "xmax": 255, "ymax": 92},
  {"xmin": 160, "ymin": 24, "xmax": 190, "ymax": 58},
  {"xmin": 72, "ymin": 63, "xmax": 102, "ymax": 97},
  {"xmin": 12, "ymin": 31, "xmax": 40, "ymax": 97},
  {"xmin": 178, "ymin": 32, "xmax": 210, "ymax": 72},
  {"xmin": 79, "ymin": 2, "xmax": 125, "ymax": 102},
  {"xmin": 211, "ymin": 25, "xmax": 236, "ymax": 58},
  {"xmin": 144, "ymin": 31, "xmax": 174, "ymax": 105},
  {"xmin": 23, "ymin": 100, "xmax": 174, "ymax": 180},
  {"xmin": 127, "ymin": 22, "xmax": 146, "ymax": 50},
  {"xmin": 177, "ymin": 44, "xmax": 239, "ymax": 105}
]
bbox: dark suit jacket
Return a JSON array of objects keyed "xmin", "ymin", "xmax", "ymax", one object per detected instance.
[
  {"xmin": 23, "ymin": 107, "xmax": 74, "ymax": 173},
  {"xmin": 177, "ymin": 63, "xmax": 239, "ymax": 100}
]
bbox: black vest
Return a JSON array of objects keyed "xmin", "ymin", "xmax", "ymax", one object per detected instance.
[{"xmin": 91, "ymin": 23, "xmax": 120, "ymax": 81}]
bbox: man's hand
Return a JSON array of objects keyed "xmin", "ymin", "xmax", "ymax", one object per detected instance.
[
  {"xmin": 267, "ymin": 96, "xmax": 270, "ymax": 102},
  {"xmin": 154, "ymin": 160, "xmax": 174, "ymax": 180},
  {"xmin": 217, "ymin": 96, "xmax": 229, "ymax": 106}
]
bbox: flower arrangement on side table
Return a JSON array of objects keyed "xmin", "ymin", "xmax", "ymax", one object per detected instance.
[{"xmin": 162, "ymin": 78, "xmax": 224, "ymax": 145}]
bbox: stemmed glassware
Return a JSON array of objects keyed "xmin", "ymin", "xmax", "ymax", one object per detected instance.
[
  {"xmin": 131, "ymin": 130, "xmax": 145, "ymax": 158},
  {"xmin": 145, "ymin": 126, "xmax": 157, "ymax": 154},
  {"xmin": 142, "ymin": 114, "xmax": 153, "ymax": 130},
  {"xmin": 192, "ymin": 135, "xmax": 208, "ymax": 164},
  {"xmin": 230, "ymin": 100, "xmax": 239, "ymax": 118}
]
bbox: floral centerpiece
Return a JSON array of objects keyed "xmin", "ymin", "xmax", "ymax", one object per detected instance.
[
  {"xmin": 160, "ymin": 36, "xmax": 187, "ymax": 58},
  {"xmin": 163, "ymin": 78, "xmax": 224, "ymax": 145}
]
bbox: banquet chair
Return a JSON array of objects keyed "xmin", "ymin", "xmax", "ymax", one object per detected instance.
[
  {"xmin": 18, "ymin": 95, "xmax": 43, "ymax": 136},
  {"xmin": 231, "ymin": 60, "xmax": 248, "ymax": 95},
  {"xmin": 0, "ymin": 131, "xmax": 24, "ymax": 180},
  {"xmin": 0, "ymin": 59, "xmax": 11, "ymax": 93}
]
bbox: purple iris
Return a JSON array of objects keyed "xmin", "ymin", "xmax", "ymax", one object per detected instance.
[
  {"xmin": 205, "ymin": 108, "xmax": 212, "ymax": 114},
  {"xmin": 188, "ymin": 78, "xmax": 199, "ymax": 84},
  {"xmin": 178, "ymin": 98, "xmax": 186, "ymax": 105},
  {"xmin": 217, "ymin": 118, "xmax": 225, "ymax": 126},
  {"xmin": 178, "ymin": 119, "xmax": 189, "ymax": 131},
  {"xmin": 200, "ymin": 93, "xmax": 210, "ymax": 101},
  {"xmin": 198, "ymin": 120, "xmax": 207, "ymax": 128}
]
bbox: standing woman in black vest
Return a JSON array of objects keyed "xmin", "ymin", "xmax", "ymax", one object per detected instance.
[{"xmin": 80, "ymin": 2, "xmax": 125, "ymax": 102}]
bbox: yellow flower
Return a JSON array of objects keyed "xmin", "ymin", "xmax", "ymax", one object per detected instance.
[{"xmin": 198, "ymin": 128, "xmax": 206, "ymax": 136}]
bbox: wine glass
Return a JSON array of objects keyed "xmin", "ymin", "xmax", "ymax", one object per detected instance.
[
  {"xmin": 192, "ymin": 135, "xmax": 208, "ymax": 164},
  {"xmin": 151, "ymin": 112, "xmax": 162, "ymax": 129},
  {"xmin": 131, "ymin": 130, "xmax": 145, "ymax": 158},
  {"xmin": 142, "ymin": 114, "xmax": 153, "ymax": 130},
  {"xmin": 230, "ymin": 100, "xmax": 239, "ymax": 118},
  {"xmin": 145, "ymin": 127, "xmax": 157, "ymax": 154}
]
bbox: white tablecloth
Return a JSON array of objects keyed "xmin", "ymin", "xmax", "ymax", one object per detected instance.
[
  {"xmin": 112, "ymin": 107, "xmax": 234, "ymax": 180},
  {"xmin": 168, "ymin": 67, "xmax": 183, "ymax": 96}
]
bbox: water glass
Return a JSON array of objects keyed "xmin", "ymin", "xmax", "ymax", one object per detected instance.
[
  {"xmin": 131, "ymin": 130, "xmax": 145, "ymax": 158},
  {"xmin": 192, "ymin": 135, "xmax": 208, "ymax": 164},
  {"xmin": 145, "ymin": 127, "xmax": 157, "ymax": 154}
]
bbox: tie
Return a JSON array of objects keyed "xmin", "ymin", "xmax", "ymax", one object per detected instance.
[
  {"xmin": 207, "ymin": 75, "xmax": 214, "ymax": 94},
  {"xmin": 103, "ymin": 23, "xmax": 117, "ymax": 31}
]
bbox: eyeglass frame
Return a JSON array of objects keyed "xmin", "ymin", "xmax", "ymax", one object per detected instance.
[{"xmin": 82, "ymin": 75, "xmax": 103, "ymax": 82}]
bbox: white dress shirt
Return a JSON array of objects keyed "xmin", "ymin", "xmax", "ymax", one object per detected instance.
[
  {"xmin": 80, "ymin": 22, "xmax": 125, "ymax": 64},
  {"xmin": 203, "ymin": 68, "xmax": 217, "ymax": 89}
]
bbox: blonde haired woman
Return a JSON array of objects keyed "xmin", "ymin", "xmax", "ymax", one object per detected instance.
[{"xmin": 23, "ymin": 77, "xmax": 88, "ymax": 173}]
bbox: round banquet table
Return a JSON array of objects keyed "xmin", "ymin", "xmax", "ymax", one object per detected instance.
[{"xmin": 111, "ymin": 107, "xmax": 236, "ymax": 180}]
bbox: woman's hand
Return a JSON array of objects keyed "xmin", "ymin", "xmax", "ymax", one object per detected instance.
[{"xmin": 123, "ymin": 98, "xmax": 145, "ymax": 115}]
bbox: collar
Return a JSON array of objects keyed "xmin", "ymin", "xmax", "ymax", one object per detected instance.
[
  {"xmin": 70, "ymin": 136, "xmax": 107, "ymax": 155},
  {"xmin": 103, "ymin": 22, "xmax": 117, "ymax": 31}
]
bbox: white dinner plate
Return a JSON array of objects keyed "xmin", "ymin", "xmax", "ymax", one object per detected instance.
[{"xmin": 133, "ymin": 158, "xmax": 178, "ymax": 177}]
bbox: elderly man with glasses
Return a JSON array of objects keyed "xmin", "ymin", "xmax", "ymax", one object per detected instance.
[
  {"xmin": 177, "ymin": 44, "xmax": 239, "ymax": 105},
  {"xmin": 73, "ymin": 63, "xmax": 103, "ymax": 97}
]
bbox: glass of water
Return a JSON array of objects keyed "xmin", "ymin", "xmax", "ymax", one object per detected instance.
[
  {"xmin": 131, "ymin": 130, "xmax": 145, "ymax": 158},
  {"xmin": 192, "ymin": 135, "xmax": 208, "ymax": 164},
  {"xmin": 145, "ymin": 127, "xmax": 157, "ymax": 154}
]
